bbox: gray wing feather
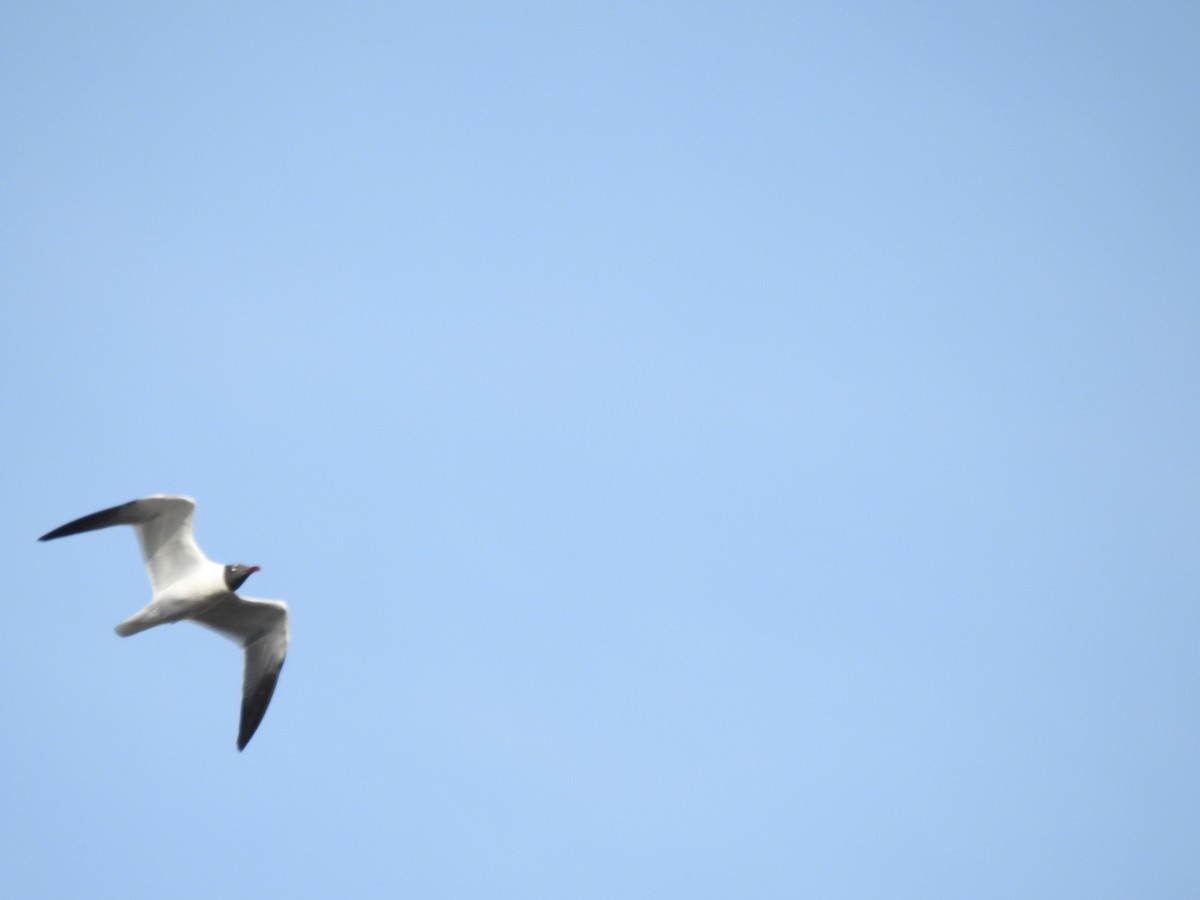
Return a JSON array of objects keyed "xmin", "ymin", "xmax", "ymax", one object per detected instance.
[
  {"xmin": 38, "ymin": 495, "xmax": 207, "ymax": 591},
  {"xmin": 191, "ymin": 594, "xmax": 289, "ymax": 750}
]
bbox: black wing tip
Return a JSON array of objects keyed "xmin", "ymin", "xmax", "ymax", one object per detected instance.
[
  {"xmin": 38, "ymin": 525, "xmax": 77, "ymax": 541},
  {"xmin": 36, "ymin": 500, "xmax": 141, "ymax": 543},
  {"xmin": 236, "ymin": 721, "xmax": 261, "ymax": 752},
  {"xmin": 236, "ymin": 662, "xmax": 284, "ymax": 752},
  {"xmin": 38, "ymin": 522, "xmax": 89, "ymax": 541}
]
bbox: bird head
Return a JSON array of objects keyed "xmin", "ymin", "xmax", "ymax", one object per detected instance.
[{"xmin": 224, "ymin": 563, "xmax": 262, "ymax": 591}]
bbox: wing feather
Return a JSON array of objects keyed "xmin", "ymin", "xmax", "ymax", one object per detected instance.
[
  {"xmin": 191, "ymin": 594, "xmax": 289, "ymax": 750},
  {"xmin": 39, "ymin": 495, "xmax": 208, "ymax": 592}
]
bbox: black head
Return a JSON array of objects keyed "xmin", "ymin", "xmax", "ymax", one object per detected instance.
[{"xmin": 224, "ymin": 563, "xmax": 262, "ymax": 591}]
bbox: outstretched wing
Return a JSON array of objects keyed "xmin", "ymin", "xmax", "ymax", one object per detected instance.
[
  {"xmin": 191, "ymin": 593, "xmax": 290, "ymax": 751},
  {"xmin": 38, "ymin": 495, "xmax": 208, "ymax": 592}
]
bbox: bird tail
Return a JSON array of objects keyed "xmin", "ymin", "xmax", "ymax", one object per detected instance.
[{"xmin": 114, "ymin": 607, "xmax": 160, "ymax": 637}]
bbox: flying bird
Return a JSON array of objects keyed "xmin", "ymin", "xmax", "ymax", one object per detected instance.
[{"xmin": 38, "ymin": 494, "xmax": 289, "ymax": 750}]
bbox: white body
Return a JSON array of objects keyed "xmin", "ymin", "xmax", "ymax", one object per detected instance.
[{"xmin": 119, "ymin": 558, "xmax": 230, "ymax": 634}]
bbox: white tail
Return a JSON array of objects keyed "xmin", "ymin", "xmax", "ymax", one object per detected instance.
[{"xmin": 114, "ymin": 608, "xmax": 161, "ymax": 637}]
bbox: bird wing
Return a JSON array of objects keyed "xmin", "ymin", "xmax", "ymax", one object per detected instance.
[
  {"xmin": 190, "ymin": 593, "xmax": 290, "ymax": 751},
  {"xmin": 38, "ymin": 495, "xmax": 208, "ymax": 592}
]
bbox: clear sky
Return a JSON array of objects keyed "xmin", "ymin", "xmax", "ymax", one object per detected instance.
[{"xmin": 3, "ymin": 2, "xmax": 1198, "ymax": 897}]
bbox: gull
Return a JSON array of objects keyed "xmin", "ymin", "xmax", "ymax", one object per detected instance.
[{"xmin": 38, "ymin": 494, "xmax": 289, "ymax": 751}]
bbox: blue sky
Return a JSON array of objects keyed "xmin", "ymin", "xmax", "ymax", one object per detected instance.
[{"xmin": 3, "ymin": 2, "xmax": 1198, "ymax": 897}]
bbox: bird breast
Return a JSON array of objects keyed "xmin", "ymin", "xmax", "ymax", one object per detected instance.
[{"xmin": 151, "ymin": 560, "xmax": 229, "ymax": 607}]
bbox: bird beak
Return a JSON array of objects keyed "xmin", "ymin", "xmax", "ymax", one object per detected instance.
[{"xmin": 246, "ymin": 566, "xmax": 262, "ymax": 575}]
